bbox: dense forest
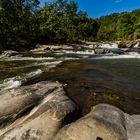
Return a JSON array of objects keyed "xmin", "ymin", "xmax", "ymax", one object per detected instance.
[
  {"xmin": 0, "ymin": 0, "xmax": 140, "ymax": 49},
  {"xmin": 97, "ymin": 9, "xmax": 140, "ymax": 41}
]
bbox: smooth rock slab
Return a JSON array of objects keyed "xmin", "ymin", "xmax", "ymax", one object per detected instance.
[
  {"xmin": 55, "ymin": 104, "xmax": 127, "ymax": 140},
  {"xmin": 0, "ymin": 81, "xmax": 61, "ymax": 128},
  {"xmin": 0, "ymin": 80, "xmax": 140, "ymax": 140},
  {"xmin": 0, "ymin": 81, "xmax": 76, "ymax": 140}
]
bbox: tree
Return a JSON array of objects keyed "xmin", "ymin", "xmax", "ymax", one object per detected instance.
[
  {"xmin": 1, "ymin": 0, "xmax": 140, "ymax": 49},
  {"xmin": 0, "ymin": 0, "xmax": 40, "ymax": 48},
  {"xmin": 97, "ymin": 10, "xmax": 140, "ymax": 41},
  {"xmin": 116, "ymin": 13, "xmax": 135, "ymax": 40}
]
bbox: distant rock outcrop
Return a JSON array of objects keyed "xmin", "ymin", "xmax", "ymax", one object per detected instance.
[
  {"xmin": 0, "ymin": 50, "xmax": 18, "ymax": 57},
  {"xmin": 118, "ymin": 40, "xmax": 140, "ymax": 48}
]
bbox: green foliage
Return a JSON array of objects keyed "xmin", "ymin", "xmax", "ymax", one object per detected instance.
[
  {"xmin": 0, "ymin": 0, "xmax": 99, "ymax": 49},
  {"xmin": 0, "ymin": 0, "xmax": 40, "ymax": 48},
  {"xmin": 1, "ymin": 0, "xmax": 140, "ymax": 49},
  {"xmin": 97, "ymin": 9, "xmax": 140, "ymax": 41},
  {"xmin": 39, "ymin": 0, "xmax": 99, "ymax": 42}
]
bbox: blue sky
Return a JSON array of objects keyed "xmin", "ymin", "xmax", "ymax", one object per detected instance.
[{"xmin": 40, "ymin": 0, "xmax": 140, "ymax": 18}]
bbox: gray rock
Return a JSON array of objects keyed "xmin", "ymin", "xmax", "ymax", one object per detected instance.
[
  {"xmin": 125, "ymin": 114, "xmax": 140, "ymax": 140},
  {"xmin": 1, "ymin": 50, "xmax": 18, "ymax": 57},
  {"xmin": 0, "ymin": 80, "xmax": 140, "ymax": 140},
  {"xmin": 94, "ymin": 48, "xmax": 111, "ymax": 54},
  {"xmin": 0, "ymin": 81, "xmax": 76, "ymax": 140},
  {"xmin": 54, "ymin": 104, "xmax": 127, "ymax": 140},
  {"xmin": 0, "ymin": 81, "xmax": 60, "ymax": 127}
]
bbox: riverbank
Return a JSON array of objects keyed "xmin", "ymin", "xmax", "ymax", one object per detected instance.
[
  {"xmin": 0, "ymin": 42, "xmax": 140, "ymax": 139},
  {"xmin": 1, "ymin": 40, "xmax": 140, "ymax": 58},
  {"xmin": 0, "ymin": 81, "xmax": 139, "ymax": 140}
]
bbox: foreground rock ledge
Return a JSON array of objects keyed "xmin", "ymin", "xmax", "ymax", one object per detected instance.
[
  {"xmin": 55, "ymin": 104, "xmax": 140, "ymax": 140},
  {"xmin": 0, "ymin": 81, "xmax": 139, "ymax": 140},
  {"xmin": 0, "ymin": 81, "xmax": 76, "ymax": 140}
]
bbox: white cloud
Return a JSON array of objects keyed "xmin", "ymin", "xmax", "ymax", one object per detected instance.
[{"xmin": 114, "ymin": 0, "xmax": 123, "ymax": 3}]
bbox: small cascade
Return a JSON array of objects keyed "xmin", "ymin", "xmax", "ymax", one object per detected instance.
[
  {"xmin": 98, "ymin": 43, "xmax": 118, "ymax": 49},
  {"xmin": 134, "ymin": 41, "xmax": 140, "ymax": 48},
  {"xmin": 0, "ymin": 57, "xmax": 56, "ymax": 61},
  {"xmin": 93, "ymin": 52, "xmax": 140, "ymax": 59},
  {"xmin": 57, "ymin": 50, "xmax": 95, "ymax": 55},
  {"xmin": 0, "ymin": 69, "xmax": 43, "ymax": 90},
  {"xmin": 0, "ymin": 76, "xmax": 22, "ymax": 90}
]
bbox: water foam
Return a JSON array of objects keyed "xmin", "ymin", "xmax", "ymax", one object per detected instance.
[
  {"xmin": 62, "ymin": 57, "xmax": 80, "ymax": 60},
  {"xmin": 0, "ymin": 69, "xmax": 43, "ymax": 90},
  {"xmin": 24, "ymin": 69, "xmax": 42, "ymax": 79},
  {"xmin": 93, "ymin": 52, "xmax": 140, "ymax": 59},
  {"xmin": 0, "ymin": 57, "xmax": 56, "ymax": 61},
  {"xmin": 0, "ymin": 76, "xmax": 22, "ymax": 90},
  {"xmin": 98, "ymin": 43, "xmax": 118, "ymax": 49},
  {"xmin": 11, "ymin": 61, "xmax": 62, "ymax": 70},
  {"xmin": 57, "ymin": 50, "xmax": 95, "ymax": 55},
  {"xmin": 134, "ymin": 42, "xmax": 140, "ymax": 48},
  {"xmin": 0, "ymin": 59, "xmax": 63, "ymax": 90}
]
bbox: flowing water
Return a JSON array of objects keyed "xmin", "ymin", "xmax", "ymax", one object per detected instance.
[{"xmin": 0, "ymin": 44, "xmax": 140, "ymax": 114}]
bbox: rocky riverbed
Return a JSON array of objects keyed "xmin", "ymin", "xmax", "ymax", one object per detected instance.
[
  {"xmin": 0, "ymin": 81, "xmax": 139, "ymax": 140},
  {"xmin": 0, "ymin": 42, "xmax": 140, "ymax": 139}
]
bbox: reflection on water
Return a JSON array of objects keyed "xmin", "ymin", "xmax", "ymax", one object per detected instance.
[
  {"xmin": 0, "ymin": 51, "xmax": 140, "ymax": 114},
  {"xmin": 23, "ymin": 58, "xmax": 140, "ymax": 114}
]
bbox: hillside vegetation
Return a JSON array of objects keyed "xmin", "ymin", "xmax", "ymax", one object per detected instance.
[
  {"xmin": 97, "ymin": 9, "xmax": 140, "ymax": 41},
  {"xmin": 0, "ymin": 0, "xmax": 140, "ymax": 49}
]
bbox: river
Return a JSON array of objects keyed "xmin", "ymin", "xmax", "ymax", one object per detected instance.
[{"xmin": 0, "ymin": 43, "xmax": 140, "ymax": 114}]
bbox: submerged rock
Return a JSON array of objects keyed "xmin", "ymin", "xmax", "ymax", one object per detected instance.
[
  {"xmin": 94, "ymin": 48, "xmax": 111, "ymax": 54},
  {"xmin": 32, "ymin": 44, "xmax": 73, "ymax": 52}
]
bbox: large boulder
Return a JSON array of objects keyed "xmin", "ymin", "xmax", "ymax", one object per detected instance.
[
  {"xmin": 0, "ymin": 81, "xmax": 76, "ymax": 140},
  {"xmin": 0, "ymin": 81, "xmax": 60, "ymax": 127},
  {"xmin": 54, "ymin": 104, "xmax": 127, "ymax": 140},
  {"xmin": 0, "ymin": 80, "xmax": 139, "ymax": 140}
]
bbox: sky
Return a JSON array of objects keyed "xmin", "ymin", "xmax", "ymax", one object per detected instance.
[{"xmin": 40, "ymin": 0, "xmax": 140, "ymax": 18}]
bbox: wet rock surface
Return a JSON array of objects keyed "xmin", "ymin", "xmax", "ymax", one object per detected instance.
[
  {"xmin": 32, "ymin": 44, "xmax": 73, "ymax": 52},
  {"xmin": 0, "ymin": 81, "xmax": 76, "ymax": 140},
  {"xmin": 0, "ymin": 41, "xmax": 140, "ymax": 139},
  {"xmin": 0, "ymin": 81, "xmax": 139, "ymax": 140},
  {"xmin": 1, "ymin": 42, "xmax": 140, "ymax": 59},
  {"xmin": 94, "ymin": 48, "xmax": 111, "ymax": 54},
  {"xmin": 55, "ymin": 104, "xmax": 127, "ymax": 140},
  {"xmin": 55, "ymin": 104, "xmax": 140, "ymax": 140},
  {"xmin": 118, "ymin": 40, "xmax": 140, "ymax": 48},
  {"xmin": 0, "ymin": 50, "xmax": 18, "ymax": 58}
]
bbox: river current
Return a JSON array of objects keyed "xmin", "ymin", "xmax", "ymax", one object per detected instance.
[{"xmin": 0, "ymin": 43, "xmax": 140, "ymax": 114}]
